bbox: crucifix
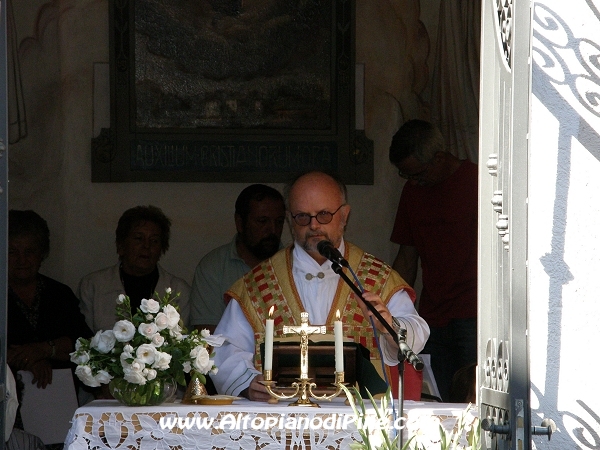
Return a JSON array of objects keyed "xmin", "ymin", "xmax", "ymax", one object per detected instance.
[
  {"xmin": 283, "ymin": 312, "xmax": 326, "ymax": 379},
  {"xmin": 261, "ymin": 311, "xmax": 346, "ymax": 406}
]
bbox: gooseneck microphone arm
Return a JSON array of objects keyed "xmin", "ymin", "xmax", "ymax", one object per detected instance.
[{"xmin": 323, "ymin": 243, "xmax": 423, "ymax": 450}]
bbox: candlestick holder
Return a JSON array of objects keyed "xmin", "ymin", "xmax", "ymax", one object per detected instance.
[
  {"xmin": 261, "ymin": 370, "xmax": 346, "ymax": 407},
  {"xmin": 260, "ymin": 312, "xmax": 347, "ymax": 407}
]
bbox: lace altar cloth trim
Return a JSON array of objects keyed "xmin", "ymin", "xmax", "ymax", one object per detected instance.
[{"xmin": 65, "ymin": 399, "xmax": 477, "ymax": 450}]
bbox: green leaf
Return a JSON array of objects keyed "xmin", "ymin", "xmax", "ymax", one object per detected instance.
[
  {"xmin": 439, "ymin": 424, "xmax": 447, "ymax": 449},
  {"xmin": 174, "ymin": 371, "xmax": 185, "ymax": 386}
]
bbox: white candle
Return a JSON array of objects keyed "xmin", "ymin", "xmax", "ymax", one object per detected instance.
[
  {"xmin": 334, "ymin": 310, "xmax": 344, "ymax": 373},
  {"xmin": 264, "ymin": 306, "xmax": 275, "ymax": 371}
]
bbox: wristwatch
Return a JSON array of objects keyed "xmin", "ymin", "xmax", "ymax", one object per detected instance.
[{"xmin": 48, "ymin": 340, "xmax": 56, "ymax": 358}]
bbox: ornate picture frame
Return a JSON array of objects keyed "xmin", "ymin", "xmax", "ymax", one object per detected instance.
[{"xmin": 92, "ymin": 0, "xmax": 373, "ymax": 184}]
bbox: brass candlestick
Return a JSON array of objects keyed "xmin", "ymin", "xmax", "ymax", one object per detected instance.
[
  {"xmin": 181, "ymin": 376, "xmax": 208, "ymax": 404},
  {"xmin": 260, "ymin": 312, "xmax": 347, "ymax": 407}
]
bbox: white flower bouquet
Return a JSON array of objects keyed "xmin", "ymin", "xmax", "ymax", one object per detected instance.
[{"xmin": 70, "ymin": 288, "xmax": 219, "ymax": 391}]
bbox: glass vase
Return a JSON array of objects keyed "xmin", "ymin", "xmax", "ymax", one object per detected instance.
[{"xmin": 109, "ymin": 377, "xmax": 177, "ymax": 406}]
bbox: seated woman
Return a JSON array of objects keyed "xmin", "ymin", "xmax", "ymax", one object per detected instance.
[
  {"xmin": 78, "ymin": 205, "xmax": 191, "ymax": 333},
  {"xmin": 7, "ymin": 210, "xmax": 93, "ymax": 389}
]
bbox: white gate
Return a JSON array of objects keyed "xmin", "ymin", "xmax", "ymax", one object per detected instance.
[{"xmin": 478, "ymin": 0, "xmax": 537, "ymax": 448}]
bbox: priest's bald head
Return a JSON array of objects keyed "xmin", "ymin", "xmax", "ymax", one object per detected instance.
[{"xmin": 285, "ymin": 171, "xmax": 351, "ymax": 266}]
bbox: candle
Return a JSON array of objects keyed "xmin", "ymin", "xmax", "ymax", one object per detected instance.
[
  {"xmin": 264, "ymin": 306, "xmax": 275, "ymax": 371},
  {"xmin": 334, "ymin": 310, "xmax": 344, "ymax": 373}
]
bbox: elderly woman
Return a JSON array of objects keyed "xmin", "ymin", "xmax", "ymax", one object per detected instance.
[
  {"xmin": 78, "ymin": 205, "xmax": 191, "ymax": 333},
  {"xmin": 7, "ymin": 210, "xmax": 92, "ymax": 389}
]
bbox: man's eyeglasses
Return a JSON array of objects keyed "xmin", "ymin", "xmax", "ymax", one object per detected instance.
[{"xmin": 291, "ymin": 204, "xmax": 346, "ymax": 226}]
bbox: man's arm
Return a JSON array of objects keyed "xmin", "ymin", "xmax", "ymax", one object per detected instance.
[
  {"xmin": 211, "ymin": 300, "xmax": 262, "ymax": 397},
  {"xmin": 240, "ymin": 374, "xmax": 271, "ymax": 401},
  {"xmin": 392, "ymin": 244, "xmax": 419, "ymax": 287},
  {"xmin": 357, "ymin": 289, "xmax": 429, "ymax": 365}
]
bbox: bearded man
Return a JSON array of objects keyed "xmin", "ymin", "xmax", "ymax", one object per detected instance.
[
  {"xmin": 190, "ymin": 184, "xmax": 286, "ymax": 332},
  {"xmin": 211, "ymin": 171, "xmax": 430, "ymax": 401}
]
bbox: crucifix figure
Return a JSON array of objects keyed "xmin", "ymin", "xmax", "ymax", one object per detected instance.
[{"xmin": 283, "ymin": 312, "xmax": 326, "ymax": 379}]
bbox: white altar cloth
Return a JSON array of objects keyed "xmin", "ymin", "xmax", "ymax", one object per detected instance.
[{"xmin": 65, "ymin": 398, "xmax": 477, "ymax": 450}]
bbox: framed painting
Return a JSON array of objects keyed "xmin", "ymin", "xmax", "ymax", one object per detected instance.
[{"xmin": 92, "ymin": 0, "xmax": 373, "ymax": 184}]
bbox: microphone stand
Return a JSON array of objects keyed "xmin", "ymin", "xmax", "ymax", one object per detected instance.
[
  {"xmin": 395, "ymin": 327, "xmax": 408, "ymax": 450},
  {"xmin": 330, "ymin": 261, "xmax": 423, "ymax": 450}
]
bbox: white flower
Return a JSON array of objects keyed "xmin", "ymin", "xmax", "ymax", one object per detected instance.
[
  {"xmin": 172, "ymin": 322, "xmax": 183, "ymax": 334},
  {"xmin": 75, "ymin": 338, "xmax": 85, "ymax": 351},
  {"xmin": 122, "ymin": 359, "xmax": 145, "ymax": 383},
  {"xmin": 192, "ymin": 347, "xmax": 212, "ymax": 373},
  {"xmin": 166, "ymin": 287, "xmax": 172, "ymax": 294},
  {"xmin": 162, "ymin": 304, "xmax": 180, "ymax": 328},
  {"xmin": 70, "ymin": 289, "xmax": 219, "ymax": 388},
  {"xmin": 90, "ymin": 330, "xmax": 116, "ymax": 353},
  {"xmin": 123, "ymin": 366, "xmax": 147, "ymax": 385},
  {"xmin": 210, "ymin": 366, "xmax": 218, "ymax": 375},
  {"xmin": 75, "ymin": 365, "xmax": 100, "ymax": 387},
  {"xmin": 170, "ymin": 328, "xmax": 183, "ymax": 341},
  {"xmin": 120, "ymin": 351, "xmax": 132, "ymax": 364},
  {"xmin": 94, "ymin": 370, "xmax": 113, "ymax": 384},
  {"xmin": 120, "ymin": 351, "xmax": 135, "ymax": 373},
  {"xmin": 138, "ymin": 322, "xmax": 158, "ymax": 339},
  {"xmin": 130, "ymin": 359, "xmax": 145, "ymax": 372},
  {"xmin": 70, "ymin": 351, "xmax": 90, "ymax": 365},
  {"xmin": 136, "ymin": 344, "xmax": 157, "ymax": 365},
  {"xmin": 113, "ymin": 320, "xmax": 136, "ymax": 342},
  {"xmin": 154, "ymin": 312, "xmax": 169, "ymax": 331},
  {"xmin": 140, "ymin": 298, "xmax": 160, "ymax": 314},
  {"xmin": 152, "ymin": 351, "xmax": 172, "ymax": 370},
  {"xmin": 151, "ymin": 333, "xmax": 165, "ymax": 347}
]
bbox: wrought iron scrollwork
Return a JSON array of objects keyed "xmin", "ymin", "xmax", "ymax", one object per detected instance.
[{"xmin": 496, "ymin": 0, "xmax": 514, "ymax": 68}]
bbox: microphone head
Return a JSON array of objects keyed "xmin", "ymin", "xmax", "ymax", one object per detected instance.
[
  {"xmin": 317, "ymin": 240, "xmax": 334, "ymax": 255},
  {"xmin": 317, "ymin": 240, "xmax": 350, "ymax": 267}
]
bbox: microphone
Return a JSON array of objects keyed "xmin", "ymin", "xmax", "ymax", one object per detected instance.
[
  {"xmin": 317, "ymin": 240, "xmax": 349, "ymax": 267},
  {"xmin": 319, "ymin": 240, "xmax": 423, "ymax": 372},
  {"xmin": 398, "ymin": 341, "xmax": 424, "ymax": 370},
  {"xmin": 393, "ymin": 319, "xmax": 424, "ymax": 370}
]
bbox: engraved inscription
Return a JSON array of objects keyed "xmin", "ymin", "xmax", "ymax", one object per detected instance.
[{"xmin": 131, "ymin": 141, "xmax": 337, "ymax": 172}]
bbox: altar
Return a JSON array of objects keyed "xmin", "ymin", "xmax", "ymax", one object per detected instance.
[{"xmin": 65, "ymin": 398, "xmax": 478, "ymax": 450}]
